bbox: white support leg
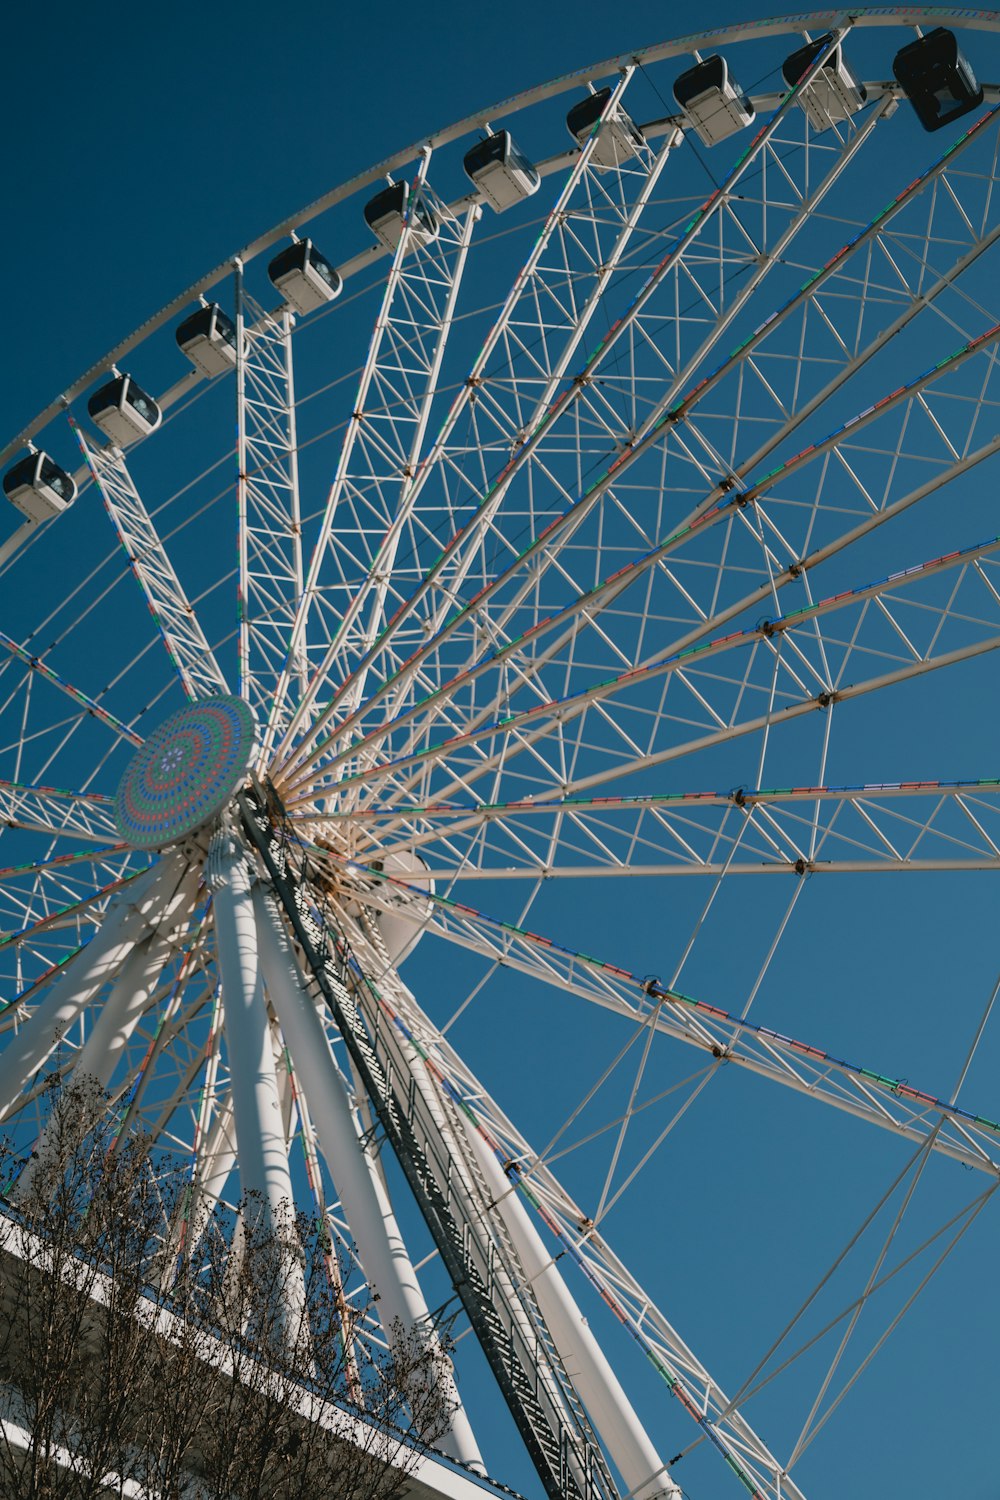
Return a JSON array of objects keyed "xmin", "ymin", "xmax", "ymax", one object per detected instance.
[
  {"xmin": 251, "ymin": 884, "xmax": 483, "ymax": 1470},
  {"xmin": 71, "ymin": 929, "xmax": 178, "ymax": 1087},
  {"xmin": 458, "ymin": 1108, "xmax": 679, "ymax": 1500},
  {"xmin": 208, "ymin": 832, "xmax": 298, "ymax": 1232},
  {"xmin": 209, "ymin": 829, "xmax": 309, "ymax": 1342},
  {"xmin": 15, "ymin": 928, "xmax": 185, "ymax": 1199},
  {"xmin": 0, "ymin": 853, "xmax": 191, "ymax": 1118}
]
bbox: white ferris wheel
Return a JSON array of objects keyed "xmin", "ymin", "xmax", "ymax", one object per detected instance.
[{"xmin": 2, "ymin": 8, "xmax": 1000, "ymax": 1497}]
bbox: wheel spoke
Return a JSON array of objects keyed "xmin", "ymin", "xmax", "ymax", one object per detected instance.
[
  {"xmin": 77, "ymin": 425, "xmax": 230, "ymax": 701},
  {"xmin": 277, "ymin": 308, "xmax": 1000, "ymax": 809},
  {"xmin": 297, "ymin": 778, "xmax": 1000, "ymax": 877},
  {"xmin": 284, "ymin": 531, "xmax": 1000, "ymax": 812},
  {"xmin": 0, "ymin": 853, "xmax": 197, "ymax": 1116},
  {"xmin": 0, "ymin": 777, "xmax": 120, "ymax": 841},
  {"xmin": 342, "ymin": 858, "xmax": 1000, "ymax": 1171},
  {"xmin": 0, "ymin": 626, "xmax": 143, "ymax": 748},
  {"xmin": 268, "ymin": 154, "xmax": 479, "ymax": 759},
  {"xmin": 235, "ymin": 283, "xmax": 306, "ymax": 730},
  {"xmin": 276, "ymin": 45, "xmax": 861, "ymax": 786}
]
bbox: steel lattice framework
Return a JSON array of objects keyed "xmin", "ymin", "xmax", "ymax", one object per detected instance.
[{"xmin": 2, "ymin": 11, "xmax": 1000, "ymax": 1499}]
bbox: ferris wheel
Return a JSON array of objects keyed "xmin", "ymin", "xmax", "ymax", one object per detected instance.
[{"xmin": 3, "ymin": 8, "xmax": 1000, "ymax": 1496}]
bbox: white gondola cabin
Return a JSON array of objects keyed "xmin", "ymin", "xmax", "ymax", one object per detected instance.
[
  {"xmin": 673, "ymin": 55, "xmax": 755, "ymax": 146},
  {"xmin": 782, "ymin": 34, "xmax": 867, "ymax": 131},
  {"xmin": 566, "ymin": 87, "xmax": 645, "ymax": 171},
  {"xmin": 87, "ymin": 374, "xmax": 162, "ymax": 447},
  {"xmin": 175, "ymin": 303, "xmax": 238, "ymax": 378},
  {"xmin": 893, "ymin": 28, "xmax": 984, "ymax": 132},
  {"xmin": 463, "ymin": 130, "xmax": 540, "ymax": 212},
  {"xmin": 364, "ymin": 182, "xmax": 439, "ymax": 251},
  {"xmin": 267, "ymin": 239, "xmax": 342, "ymax": 315},
  {"xmin": 3, "ymin": 452, "xmax": 77, "ymax": 523}
]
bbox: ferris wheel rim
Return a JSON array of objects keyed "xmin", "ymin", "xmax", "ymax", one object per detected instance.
[{"xmin": 6, "ymin": 2, "xmax": 1000, "ymax": 471}]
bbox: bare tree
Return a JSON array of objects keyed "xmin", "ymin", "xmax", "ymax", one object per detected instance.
[{"xmin": 0, "ymin": 1078, "xmax": 455, "ymax": 1499}]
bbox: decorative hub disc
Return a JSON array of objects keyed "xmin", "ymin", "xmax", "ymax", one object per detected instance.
[{"xmin": 114, "ymin": 695, "xmax": 257, "ymax": 850}]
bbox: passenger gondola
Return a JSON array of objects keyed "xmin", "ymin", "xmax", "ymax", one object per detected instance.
[
  {"xmin": 893, "ymin": 27, "xmax": 983, "ymax": 131},
  {"xmin": 175, "ymin": 302, "xmax": 238, "ymax": 377},
  {"xmin": 463, "ymin": 130, "xmax": 540, "ymax": 212},
  {"xmin": 364, "ymin": 182, "xmax": 440, "ymax": 251},
  {"xmin": 2, "ymin": 451, "xmax": 77, "ymax": 523},
  {"xmin": 782, "ymin": 33, "xmax": 867, "ymax": 131},
  {"xmin": 673, "ymin": 55, "xmax": 755, "ymax": 146},
  {"xmin": 267, "ymin": 239, "xmax": 342, "ymax": 314},
  {"xmin": 566, "ymin": 87, "xmax": 644, "ymax": 170},
  {"xmin": 87, "ymin": 374, "xmax": 162, "ymax": 447}
]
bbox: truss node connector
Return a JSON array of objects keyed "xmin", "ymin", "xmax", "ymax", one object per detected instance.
[
  {"xmin": 732, "ymin": 787, "xmax": 747, "ymax": 808},
  {"xmin": 794, "ymin": 857, "xmax": 810, "ymax": 876},
  {"xmin": 788, "ymin": 561, "xmax": 804, "ymax": 578},
  {"xmin": 641, "ymin": 975, "xmax": 661, "ymax": 996},
  {"xmin": 816, "ymin": 689, "xmax": 838, "ymax": 708}
]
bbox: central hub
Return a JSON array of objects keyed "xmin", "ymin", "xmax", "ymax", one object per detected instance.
[{"xmin": 114, "ymin": 695, "xmax": 258, "ymax": 851}]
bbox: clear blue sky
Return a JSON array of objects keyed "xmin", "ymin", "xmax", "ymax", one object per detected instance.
[{"xmin": 4, "ymin": 5, "xmax": 1000, "ymax": 1499}]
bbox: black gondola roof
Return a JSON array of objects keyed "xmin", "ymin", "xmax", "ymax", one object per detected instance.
[
  {"xmin": 87, "ymin": 374, "xmax": 158, "ymax": 419},
  {"xmin": 3, "ymin": 452, "xmax": 75, "ymax": 500},
  {"xmin": 783, "ymin": 33, "xmax": 842, "ymax": 86},
  {"xmin": 673, "ymin": 55, "xmax": 727, "ymax": 108},
  {"xmin": 566, "ymin": 87, "xmax": 613, "ymax": 137},
  {"xmin": 176, "ymin": 303, "xmax": 236, "ymax": 347},
  {"xmin": 269, "ymin": 238, "xmax": 339, "ymax": 281},
  {"xmin": 3, "ymin": 454, "xmax": 41, "ymax": 492},
  {"xmin": 893, "ymin": 25, "xmax": 977, "ymax": 85},
  {"xmin": 364, "ymin": 182, "xmax": 407, "ymax": 226},
  {"xmin": 464, "ymin": 132, "xmax": 512, "ymax": 173}
]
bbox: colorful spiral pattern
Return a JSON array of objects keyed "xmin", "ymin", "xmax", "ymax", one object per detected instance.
[{"xmin": 114, "ymin": 695, "xmax": 257, "ymax": 850}]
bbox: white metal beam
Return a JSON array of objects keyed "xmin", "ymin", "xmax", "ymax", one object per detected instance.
[
  {"xmin": 207, "ymin": 830, "xmax": 297, "ymax": 1230},
  {"xmin": 235, "ymin": 280, "xmax": 306, "ymax": 728},
  {"xmin": 76, "ymin": 428, "xmax": 229, "ymax": 701},
  {"xmin": 252, "ymin": 883, "xmax": 483, "ymax": 1469},
  {"xmin": 0, "ymin": 852, "xmax": 195, "ymax": 1118}
]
